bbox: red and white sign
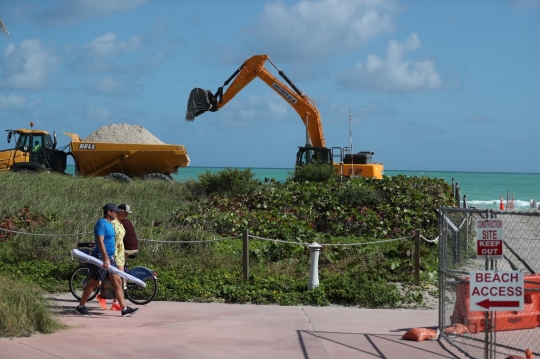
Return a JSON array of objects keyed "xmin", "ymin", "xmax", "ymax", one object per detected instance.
[
  {"xmin": 470, "ymin": 270, "xmax": 523, "ymax": 311},
  {"xmin": 476, "ymin": 219, "xmax": 503, "ymax": 259}
]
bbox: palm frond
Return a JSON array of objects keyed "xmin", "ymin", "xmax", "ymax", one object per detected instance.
[{"xmin": 0, "ymin": 19, "xmax": 10, "ymax": 38}]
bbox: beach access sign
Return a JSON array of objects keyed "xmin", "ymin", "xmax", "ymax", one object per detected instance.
[
  {"xmin": 476, "ymin": 219, "xmax": 503, "ymax": 259},
  {"xmin": 470, "ymin": 270, "xmax": 524, "ymax": 311}
]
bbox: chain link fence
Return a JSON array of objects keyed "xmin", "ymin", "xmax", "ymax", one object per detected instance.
[{"xmin": 439, "ymin": 207, "xmax": 540, "ymax": 358}]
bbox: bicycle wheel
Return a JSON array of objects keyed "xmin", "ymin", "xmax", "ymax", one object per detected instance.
[
  {"xmin": 125, "ymin": 276, "xmax": 157, "ymax": 305},
  {"xmin": 69, "ymin": 266, "xmax": 99, "ymax": 301}
]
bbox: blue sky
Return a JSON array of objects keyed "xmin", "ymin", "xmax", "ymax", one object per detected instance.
[{"xmin": 1, "ymin": 0, "xmax": 539, "ymax": 172}]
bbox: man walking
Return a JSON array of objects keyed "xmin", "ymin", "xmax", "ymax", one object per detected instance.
[
  {"xmin": 118, "ymin": 203, "xmax": 139, "ymax": 257},
  {"xmin": 75, "ymin": 203, "xmax": 139, "ymax": 317}
]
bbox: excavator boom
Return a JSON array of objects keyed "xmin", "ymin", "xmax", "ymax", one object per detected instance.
[{"xmin": 186, "ymin": 54, "xmax": 325, "ymax": 148}]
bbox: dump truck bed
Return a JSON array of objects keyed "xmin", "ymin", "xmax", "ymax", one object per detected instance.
[{"xmin": 64, "ymin": 133, "xmax": 190, "ymax": 178}]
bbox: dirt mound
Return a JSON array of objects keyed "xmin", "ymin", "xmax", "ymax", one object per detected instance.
[{"xmin": 83, "ymin": 123, "xmax": 164, "ymax": 144}]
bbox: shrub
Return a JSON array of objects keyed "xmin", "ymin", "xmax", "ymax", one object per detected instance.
[
  {"xmin": 288, "ymin": 163, "xmax": 337, "ymax": 183},
  {"xmin": 336, "ymin": 181, "xmax": 386, "ymax": 207},
  {"xmin": 189, "ymin": 168, "xmax": 261, "ymax": 197}
]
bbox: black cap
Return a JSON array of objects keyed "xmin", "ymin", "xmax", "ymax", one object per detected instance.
[{"xmin": 103, "ymin": 203, "xmax": 121, "ymax": 212}]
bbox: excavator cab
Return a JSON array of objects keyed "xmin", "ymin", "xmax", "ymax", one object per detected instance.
[{"xmin": 296, "ymin": 146, "xmax": 332, "ymax": 166}]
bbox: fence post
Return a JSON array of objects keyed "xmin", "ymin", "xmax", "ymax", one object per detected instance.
[
  {"xmin": 415, "ymin": 229, "xmax": 420, "ymax": 286},
  {"xmin": 463, "ymin": 194, "xmax": 467, "ymax": 208},
  {"xmin": 308, "ymin": 242, "xmax": 322, "ymax": 290},
  {"xmin": 456, "ymin": 183, "xmax": 461, "ymax": 208},
  {"xmin": 242, "ymin": 229, "xmax": 249, "ymax": 281}
]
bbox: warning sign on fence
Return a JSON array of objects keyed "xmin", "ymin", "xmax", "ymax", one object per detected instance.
[
  {"xmin": 476, "ymin": 219, "xmax": 503, "ymax": 259},
  {"xmin": 470, "ymin": 270, "xmax": 524, "ymax": 311}
]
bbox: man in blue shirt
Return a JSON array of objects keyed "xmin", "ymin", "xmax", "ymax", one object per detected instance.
[{"xmin": 75, "ymin": 203, "xmax": 139, "ymax": 317}]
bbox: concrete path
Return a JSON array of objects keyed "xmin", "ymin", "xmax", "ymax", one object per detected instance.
[{"xmin": 1, "ymin": 293, "xmax": 467, "ymax": 359}]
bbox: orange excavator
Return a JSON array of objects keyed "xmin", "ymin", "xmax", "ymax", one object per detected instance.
[{"xmin": 185, "ymin": 54, "xmax": 383, "ymax": 179}]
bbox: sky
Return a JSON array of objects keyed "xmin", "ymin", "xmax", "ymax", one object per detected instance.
[{"xmin": 0, "ymin": 0, "xmax": 539, "ymax": 172}]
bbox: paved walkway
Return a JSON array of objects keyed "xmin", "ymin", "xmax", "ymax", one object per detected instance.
[{"xmin": 1, "ymin": 293, "xmax": 467, "ymax": 359}]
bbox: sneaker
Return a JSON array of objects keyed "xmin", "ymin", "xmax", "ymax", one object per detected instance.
[
  {"xmin": 96, "ymin": 294, "xmax": 107, "ymax": 310},
  {"xmin": 75, "ymin": 305, "xmax": 91, "ymax": 316},
  {"xmin": 110, "ymin": 302, "xmax": 122, "ymax": 311},
  {"xmin": 121, "ymin": 306, "xmax": 139, "ymax": 317}
]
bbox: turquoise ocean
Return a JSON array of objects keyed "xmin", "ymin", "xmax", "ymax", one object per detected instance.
[{"xmin": 67, "ymin": 166, "xmax": 540, "ymax": 211}]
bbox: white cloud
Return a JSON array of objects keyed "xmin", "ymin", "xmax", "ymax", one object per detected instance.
[
  {"xmin": 73, "ymin": 32, "xmax": 142, "ymax": 73},
  {"xmin": 338, "ymin": 33, "xmax": 441, "ymax": 92},
  {"xmin": 84, "ymin": 33, "xmax": 141, "ymax": 57},
  {"xmin": 0, "ymin": 93, "xmax": 28, "ymax": 109},
  {"xmin": 0, "ymin": 39, "xmax": 61, "ymax": 90},
  {"xmin": 247, "ymin": 93, "xmax": 288, "ymax": 117},
  {"xmin": 211, "ymin": 92, "xmax": 291, "ymax": 127},
  {"xmin": 243, "ymin": 0, "xmax": 397, "ymax": 64},
  {"xmin": 32, "ymin": 0, "xmax": 149, "ymax": 26}
]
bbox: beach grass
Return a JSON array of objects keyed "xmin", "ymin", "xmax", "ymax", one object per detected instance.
[{"xmin": 0, "ymin": 275, "xmax": 67, "ymax": 337}]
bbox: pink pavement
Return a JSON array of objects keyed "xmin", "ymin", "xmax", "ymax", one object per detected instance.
[{"xmin": 1, "ymin": 293, "xmax": 466, "ymax": 359}]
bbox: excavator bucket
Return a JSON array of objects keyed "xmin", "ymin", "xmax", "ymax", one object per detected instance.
[{"xmin": 185, "ymin": 88, "xmax": 218, "ymax": 121}]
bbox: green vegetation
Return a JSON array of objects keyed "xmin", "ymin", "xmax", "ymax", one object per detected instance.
[
  {"xmin": 186, "ymin": 167, "xmax": 261, "ymax": 197},
  {"xmin": 0, "ymin": 169, "xmax": 454, "ymax": 336},
  {"xmin": 0, "ymin": 275, "xmax": 67, "ymax": 337},
  {"xmin": 289, "ymin": 163, "xmax": 337, "ymax": 183}
]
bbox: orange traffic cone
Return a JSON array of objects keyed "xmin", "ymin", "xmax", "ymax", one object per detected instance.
[{"xmin": 500, "ymin": 196, "xmax": 504, "ymax": 210}]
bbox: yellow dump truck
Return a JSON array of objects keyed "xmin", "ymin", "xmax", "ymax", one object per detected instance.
[
  {"xmin": 0, "ymin": 124, "xmax": 190, "ymax": 181},
  {"xmin": 64, "ymin": 132, "xmax": 190, "ymax": 181}
]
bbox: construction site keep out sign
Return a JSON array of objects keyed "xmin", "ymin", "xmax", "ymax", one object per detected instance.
[
  {"xmin": 476, "ymin": 219, "xmax": 503, "ymax": 259},
  {"xmin": 470, "ymin": 270, "xmax": 524, "ymax": 311}
]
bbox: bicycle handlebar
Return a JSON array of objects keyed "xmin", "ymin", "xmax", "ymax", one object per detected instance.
[{"xmin": 77, "ymin": 242, "xmax": 95, "ymax": 248}]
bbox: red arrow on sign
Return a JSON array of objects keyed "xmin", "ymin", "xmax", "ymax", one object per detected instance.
[{"xmin": 475, "ymin": 299, "xmax": 520, "ymax": 309}]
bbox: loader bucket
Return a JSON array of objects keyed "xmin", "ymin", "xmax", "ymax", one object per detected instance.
[{"xmin": 185, "ymin": 88, "xmax": 217, "ymax": 121}]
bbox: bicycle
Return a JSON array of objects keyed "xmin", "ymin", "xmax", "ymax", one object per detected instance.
[{"xmin": 69, "ymin": 242, "xmax": 158, "ymax": 305}]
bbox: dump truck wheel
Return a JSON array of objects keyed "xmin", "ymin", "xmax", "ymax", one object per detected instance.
[
  {"xmin": 10, "ymin": 162, "xmax": 46, "ymax": 173},
  {"xmin": 144, "ymin": 173, "xmax": 173, "ymax": 182},
  {"xmin": 104, "ymin": 172, "xmax": 132, "ymax": 183}
]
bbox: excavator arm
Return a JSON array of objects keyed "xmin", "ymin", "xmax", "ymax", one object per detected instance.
[{"xmin": 186, "ymin": 54, "xmax": 326, "ymax": 148}]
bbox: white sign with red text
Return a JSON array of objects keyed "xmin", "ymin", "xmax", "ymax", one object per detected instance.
[
  {"xmin": 470, "ymin": 270, "xmax": 523, "ymax": 311},
  {"xmin": 476, "ymin": 219, "xmax": 503, "ymax": 259}
]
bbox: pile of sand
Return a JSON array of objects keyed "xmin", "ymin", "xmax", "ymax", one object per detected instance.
[{"xmin": 83, "ymin": 123, "xmax": 164, "ymax": 144}]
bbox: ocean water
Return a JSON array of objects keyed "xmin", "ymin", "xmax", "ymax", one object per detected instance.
[{"xmin": 66, "ymin": 166, "xmax": 540, "ymax": 211}]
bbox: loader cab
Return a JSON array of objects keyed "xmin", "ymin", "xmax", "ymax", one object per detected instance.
[
  {"xmin": 15, "ymin": 132, "xmax": 54, "ymax": 152},
  {"xmin": 296, "ymin": 146, "xmax": 332, "ymax": 166},
  {"xmin": 6, "ymin": 129, "xmax": 67, "ymax": 173}
]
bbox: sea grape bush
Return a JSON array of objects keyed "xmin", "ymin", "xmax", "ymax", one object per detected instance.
[
  {"xmin": 175, "ymin": 173, "xmax": 453, "ymax": 241},
  {"xmin": 288, "ymin": 163, "xmax": 337, "ymax": 183}
]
